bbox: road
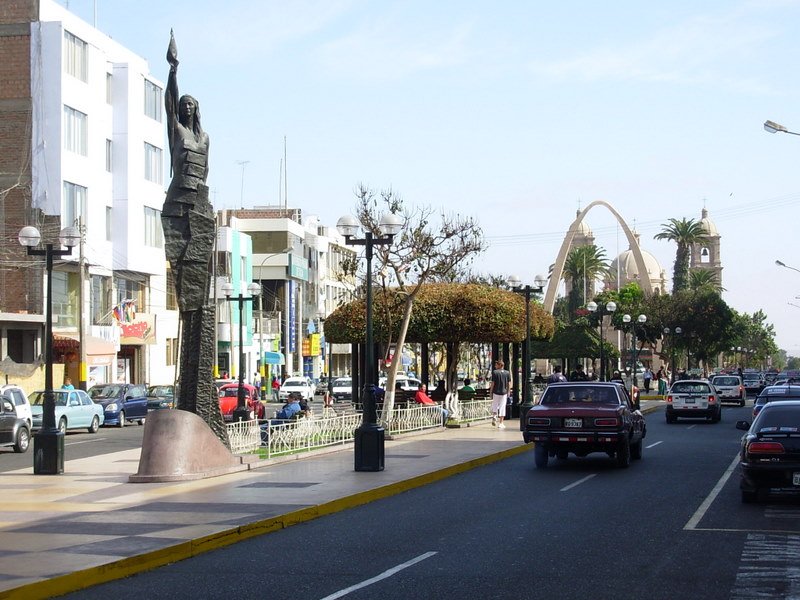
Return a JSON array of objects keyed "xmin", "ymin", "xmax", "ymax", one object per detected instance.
[{"xmin": 52, "ymin": 403, "xmax": 800, "ymax": 600}]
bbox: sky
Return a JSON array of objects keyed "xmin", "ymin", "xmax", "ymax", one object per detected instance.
[{"xmin": 58, "ymin": 0, "xmax": 800, "ymax": 355}]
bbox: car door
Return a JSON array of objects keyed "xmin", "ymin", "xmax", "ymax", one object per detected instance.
[
  {"xmin": 66, "ymin": 391, "xmax": 87, "ymax": 428},
  {"xmin": 124, "ymin": 385, "xmax": 148, "ymax": 419},
  {"xmin": 0, "ymin": 398, "xmax": 15, "ymax": 445}
]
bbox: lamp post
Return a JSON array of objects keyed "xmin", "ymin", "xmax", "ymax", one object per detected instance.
[
  {"xmin": 255, "ymin": 248, "xmax": 291, "ymax": 401},
  {"xmin": 622, "ymin": 313, "xmax": 647, "ymax": 386},
  {"xmin": 507, "ymin": 273, "xmax": 546, "ymax": 428},
  {"xmin": 764, "ymin": 120, "xmax": 800, "ymax": 136},
  {"xmin": 222, "ymin": 281, "xmax": 261, "ymax": 421},
  {"xmin": 664, "ymin": 326, "xmax": 682, "ymax": 383},
  {"xmin": 336, "ymin": 212, "xmax": 402, "ymax": 472},
  {"xmin": 587, "ymin": 300, "xmax": 617, "ymax": 381},
  {"xmin": 776, "ymin": 259, "xmax": 800, "ymax": 275},
  {"xmin": 19, "ymin": 225, "xmax": 79, "ymax": 474}
]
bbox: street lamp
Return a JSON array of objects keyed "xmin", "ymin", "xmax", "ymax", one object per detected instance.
[
  {"xmin": 664, "ymin": 326, "xmax": 682, "ymax": 384},
  {"xmin": 18, "ymin": 225, "xmax": 79, "ymax": 474},
  {"xmin": 776, "ymin": 259, "xmax": 800, "ymax": 275},
  {"xmin": 508, "ymin": 273, "xmax": 546, "ymax": 428},
  {"xmin": 336, "ymin": 212, "xmax": 402, "ymax": 472},
  {"xmin": 222, "ymin": 281, "xmax": 261, "ymax": 421},
  {"xmin": 622, "ymin": 313, "xmax": 647, "ymax": 386},
  {"xmin": 255, "ymin": 248, "xmax": 291, "ymax": 401},
  {"xmin": 586, "ymin": 300, "xmax": 617, "ymax": 381},
  {"xmin": 764, "ymin": 120, "xmax": 800, "ymax": 136}
]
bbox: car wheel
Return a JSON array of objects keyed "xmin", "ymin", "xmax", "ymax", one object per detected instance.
[
  {"xmin": 665, "ymin": 413, "xmax": 676, "ymax": 424},
  {"xmin": 616, "ymin": 437, "xmax": 631, "ymax": 468},
  {"xmin": 88, "ymin": 416, "xmax": 100, "ymax": 434},
  {"xmin": 713, "ymin": 409, "xmax": 721, "ymax": 423},
  {"xmin": 556, "ymin": 449, "xmax": 568, "ymax": 460},
  {"xmin": 14, "ymin": 427, "xmax": 30, "ymax": 453},
  {"xmin": 58, "ymin": 417, "xmax": 67, "ymax": 434},
  {"xmin": 138, "ymin": 417, "xmax": 146, "ymax": 426},
  {"xmin": 741, "ymin": 489, "xmax": 758, "ymax": 503},
  {"xmin": 740, "ymin": 398, "xmax": 745, "ymax": 407},
  {"xmin": 117, "ymin": 411, "xmax": 125, "ymax": 428},
  {"xmin": 534, "ymin": 444, "xmax": 549, "ymax": 468},
  {"xmin": 631, "ymin": 438, "xmax": 643, "ymax": 460}
]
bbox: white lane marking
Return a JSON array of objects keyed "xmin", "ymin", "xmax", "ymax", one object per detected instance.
[
  {"xmin": 687, "ymin": 424, "xmax": 697, "ymax": 430},
  {"xmin": 684, "ymin": 452, "xmax": 740, "ymax": 530},
  {"xmin": 561, "ymin": 474, "xmax": 596, "ymax": 492},
  {"xmin": 730, "ymin": 533, "xmax": 800, "ymax": 599},
  {"xmin": 646, "ymin": 440, "xmax": 663, "ymax": 449},
  {"xmin": 320, "ymin": 551, "xmax": 438, "ymax": 600},
  {"xmin": 65, "ymin": 438, "xmax": 107, "ymax": 446}
]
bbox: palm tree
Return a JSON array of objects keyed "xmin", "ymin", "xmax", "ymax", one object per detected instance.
[
  {"xmin": 561, "ymin": 245, "xmax": 610, "ymax": 320},
  {"xmin": 654, "ymin": 218, "xmax": 707, "ymax": 294},
  {"xmin": 687, "ymin": 269, "xmax": 725, "ymax": 294}
]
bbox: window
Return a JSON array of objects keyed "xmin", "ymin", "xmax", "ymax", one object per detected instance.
[
  {"xmin": 144, "ymin": 206, "xmax": 163, "ymax": 248},
  {"xmin": 105, "ymin": 206, "xmax": 112, "ymax": 241},
  {"xmin": 166, "ymin": 266, "xmax": 178, "ymax": 310},
  {"xmin": 144, "ymin": 80, "xmax": 162, "ymax": 121},
  {"xmin": 144, "ymin": 143, "xmax": 163, "ymax": 184},
  {"xmin": 166, "ymin": 338, "xmax": 178, "ymax": 366},
  {"xmin": 106, "ymin": 72, "xmax": 112, "ymax": 103},
  {"xmin": 64, "ymin": 31, "xmax": 87, "ymax": 82},
  {"xmin": 105, "ymin": 139, "xmax": 112, "ymax": 172},
  {"xmin": 63, "ymin": 181, "xmax": 87, "ymax": 227},
  {"xmin": 64, "ymin": 106, "xmax": 87, "ymax": 155},
  {"xmin": 91, "ymin": 275, "xmax": 111, "ymax": 325},
  {"xmin": 116, "ymin": 276, "xmax": 144, "ymax": 310},
  {"xmin": 52, "ymin": 271, "xmax": 79, "ymax": 328}
]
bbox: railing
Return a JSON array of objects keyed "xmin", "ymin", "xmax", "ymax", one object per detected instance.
[{"xmin": 226, "ymin": 399, "xmax": 495, "ymax": 457}]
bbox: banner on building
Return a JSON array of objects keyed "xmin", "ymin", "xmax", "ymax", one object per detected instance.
[{"xmin": 119, "ymin": 313, "xmax": 156, "ymax": 345}]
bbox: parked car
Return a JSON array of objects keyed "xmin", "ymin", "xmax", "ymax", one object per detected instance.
[
  {"xmin": 146, "ymin": 384, "xmax": 176, "ymax": 410},
  {"xmin": 331, "ymin": 377, "xmax": 353, "ymax": 403},
  {"xmin": 742, "ymin": 371, "xmax": 765, "ymax": 395},
  {"xmin": 522, "ymin": 381, "xmax": 646, "ymax": 468},
  {"xmin": 315, "ymin": 377, "xmax": 330, "ymax": 396},
  {"xmin": 379, "ymin": 376, "xmax": 422, "ymax": 392},
  {"xmin": 87, "ymin": 383, "xmax": 148, "ymax": 427},
  {"xmin": 736, "ymin": 400, "xmax": 800, "ymax": 502},
  {"xmin": 0, "ymin": 384, "xmax": 31, "ymax": 428},
  {"xmin": 218, "ymin": 383, "xmax": 265, "ymax": 421},
  {"xmin": 0, "ymin": 396, "xmax": 30, "ymax": 453},
  {"xmin": 279, "ymin": 377, "xmax": 314, "ymax": 401},
  {"xmin": 710, "ymin": 375, "xmax": 745, "ymax": 407},
  {"xmin": 665, "ymin": 379, "xmax": 721, "ymax": 423},
  {"xmin": 30, "ymin": 389, "xmax": 104, "ymax": 433},
  {"xmin": 752, "ymin": 385, "xmax": 800, "ymax": 419}
]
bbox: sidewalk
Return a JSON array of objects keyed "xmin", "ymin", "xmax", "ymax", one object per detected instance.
[{"xmin": 0, "ymin": 400, "xmax": 664, "ymax": 600}]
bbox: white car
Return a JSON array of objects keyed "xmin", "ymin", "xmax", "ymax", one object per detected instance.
[
  {"xmin": 331, "ymin": 377, "xmax": 353, "ymax": 403},
  {"xmin": 1, "ymin": 385, "xmax": 31, "ymax": 428},
  {"xmin": 278, "ymin": 377, "xmax": 314, "ymax": 401},
  {"xmin": 710, "ymin": 375, "xmax": 745, "ymax": 407},
  {"xmin": 379, "ymin": 376, "xmax": 422, "ymax": 392},
  {"xmin": 665, "ymin": 379, "xmax": 721, "ymax": 423}
]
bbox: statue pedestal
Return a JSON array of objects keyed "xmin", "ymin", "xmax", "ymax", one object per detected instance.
[{"xmin": 130, "ymin": 410, "xmax": 245, "ymax": 482}]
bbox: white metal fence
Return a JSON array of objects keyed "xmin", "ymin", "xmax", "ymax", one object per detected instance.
[{"xmin": 226, "ymin": 398, "xmax": 494, "ymax": 456}]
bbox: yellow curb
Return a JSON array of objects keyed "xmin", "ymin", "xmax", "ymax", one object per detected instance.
[{"xmin": 1, "ymin": 443, "xmax": 531, "ymax": 600}]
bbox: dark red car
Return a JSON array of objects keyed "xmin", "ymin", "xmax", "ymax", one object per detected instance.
[
  {"xmin": 218, "ymin": 383, "xmax": 265, "ymax": 421},
  {"xmin": 523, "ymin": 382, "xmax": 646, "ymax": 468}
]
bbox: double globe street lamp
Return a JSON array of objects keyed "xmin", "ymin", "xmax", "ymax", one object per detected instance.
[
  {"xmin": 507, "ymin": 273, "xmax": 546, "ymax": 428},
  {"xmin": 336, "ymin": 212, "xmax": 402, "ymax": 472},
  {"xmin": 587, "ymin": 300, "xmax": 616, "ymax": 381},
  {"xmin": 222, "ymin": 281, "xmax": 261, "ymax": 422},
  {"xmin": 18, "ymin": 225, "xmax": 80, "ymax": 474},
  {"xmin": 622, "ymin": 313, "xmax": 647, "ymax": 387},
  {"xmin": 664, "ymin": 326, "xmax": 683, "ymax": 384}
]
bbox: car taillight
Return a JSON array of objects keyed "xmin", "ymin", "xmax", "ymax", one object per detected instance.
[
  {"xmin": 666, "ymin": 395, "xmax": 673, "ymax": 403},
  {"xmin": 529, "ymin": 418, "xmax": 551, "ymax": 426},
  {"xmin": 748, "ymin": 441, "xmax": 785, "ymax": 454},
  {"xmin": 739, "ymin": 386, "xmax": 744, "ymax": 394},
  {"xmin": 594, "ymin": 418, "xmax": 618, "ymax": 427},
  {"xmin": 708, "ymin": 395, "xmax": 715, "ymax": 403}
]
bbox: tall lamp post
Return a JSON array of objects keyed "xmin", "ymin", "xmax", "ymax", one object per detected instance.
[
  {"xmin": 222, "ymin": 281, "xmax": 261, "ymax": 421},
  {"xmin": 508, "ymin": 273, "xmax": 546, "ymax": 428},
  {"xmin": 587, "ymin": 300, "xmax": 617, "ymax": 381},
  {"xmin": 18, "ymin": 225, "xmax": 80, "ymax": 474},
  {"xmin": 664, "ymin": 326, "xmax": 682, "ymax": 383},
  {"xmin": 776, "ymin": 259, "xmax": 800, "ymax": 274},
  {"xmin": 622, "ymin": 313, "xmax": 647, "ymax": 386},
  {"xmin": 336, "ymin": 212, "xmax": 402, "ymax": 472},
  {"xmin": 764, "ymin": 120, "xmax": 800, "ymax": 136}
]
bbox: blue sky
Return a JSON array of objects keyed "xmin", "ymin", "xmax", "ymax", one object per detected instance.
[{"xmin": 59, "ymin": 0, "xmax": 800, "ymax": 355}]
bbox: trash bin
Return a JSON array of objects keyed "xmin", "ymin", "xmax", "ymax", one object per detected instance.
[{"xmin": 505, "ymin": 396, "xmax": 514, "ymax": 419}]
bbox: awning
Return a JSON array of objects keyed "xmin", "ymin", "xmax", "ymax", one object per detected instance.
[
  {"xmin": 264, "ymin": 351, "xmax": 285, "ymax": 365},
  {"xmin": 54, "ymin": 333, "xmax": 117, "ymax": 366}
]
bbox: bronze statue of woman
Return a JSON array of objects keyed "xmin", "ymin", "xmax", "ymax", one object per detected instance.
[{"xmin": 162, "ymin": 31, "xmax": 227, "ymax": 446}]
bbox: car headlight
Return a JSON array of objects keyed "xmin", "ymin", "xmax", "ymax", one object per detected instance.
[{"xmin": 107, "ymin": 402, "xmax": 118, "ymax": 411}]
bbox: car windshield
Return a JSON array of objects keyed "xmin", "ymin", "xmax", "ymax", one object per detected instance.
[
  {"xmin": 147, "ymin": 386, "xmax": 173, "ymax": 397},
  {"xmin": 220, "ymin": 387, "xmax": 247, "ymax": 397},
  {"xmin": 334, "ymin": 379, "xmax": 351, "ymax": 387},
  {"xmin": 713, "ymin": 377, "xmax": 739, "ymax": 386},
  {"xmin": 283, "ymin": 381, "xmax": 305, "ymax": 388},
  {"xmin": 88, "ymin": 385, "xmax": 123, "ymax": 399},
  {"xmin": 671, "ymin": 383, "xmax": 710, "ymax": 394},
  {"xmin": 30, "ymin": 391, "xmax": 69, "ymax": 407},
  {"xmin": 743, "ymin": 374, "xmax": 760, "ymax": 381},
  {"xmin": 541, "ymin": 386, "xmax": 619, "ymax": 405}
]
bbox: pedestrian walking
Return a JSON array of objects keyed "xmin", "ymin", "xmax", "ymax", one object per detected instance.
[
  {"xmin": 546, "ymin": 365, "xmax": 567, "ymax": 384},
  {"xmin": 271, "ymin": 376, "xmax": 280, "ymax": 402},
  {"xmin": 488, "ymin": 360, "xmax": 512, "ymax": 429}
]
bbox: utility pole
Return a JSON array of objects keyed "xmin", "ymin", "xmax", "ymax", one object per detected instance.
[{"xmin": 78, "ymin": 216, "xmax": 88, "ymax": 390}]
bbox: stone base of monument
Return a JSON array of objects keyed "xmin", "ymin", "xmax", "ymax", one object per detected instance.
[{"xmin": 129, "ymin": 409, "xmax": 248, "ymax": 483}]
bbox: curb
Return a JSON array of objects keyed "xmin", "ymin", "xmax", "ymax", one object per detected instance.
[{"xmin": 2, "ymin": 443, "xmax": 531, "ymax": 600}]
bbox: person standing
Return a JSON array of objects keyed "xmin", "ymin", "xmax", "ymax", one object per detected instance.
[
  {"xmin": 271, "ymin": 376, "xmax": 281, "ymax": 402},
  {"xmin": 61, "ymin": 377, "xmax": 75, "ymax": 390},
  {"xmin": 547, "ymin": 365, "xmax": 567, "ymax": 384},
  {"xmin": 488, "ymin": 360, "xmax": 512, "ymax": 429},
  {"xmin": 643, "ymin": 367, "xmax": 653, "ymax": 392},
  {"xmin": 569, "ymin": 364, "xmax": 589, "ymax": 381}
]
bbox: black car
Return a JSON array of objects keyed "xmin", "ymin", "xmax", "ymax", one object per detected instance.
[
  {"xmin": 0, "ymin": 396, "xmax": 30, "ymax": 453},
  {"xmin": 737, "ymin": 400, "xmax": 800, "ymax": 503}
]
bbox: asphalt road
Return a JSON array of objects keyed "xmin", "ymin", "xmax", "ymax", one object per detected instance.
[{"xmin": 54, "ymin": 403, "xmax": 800, "ymax": 600}]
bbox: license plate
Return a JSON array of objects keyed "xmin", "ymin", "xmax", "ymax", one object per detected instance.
[
  {"xmin": 564, "ymin": 418, "xmax": 582, "ymax": 428},
  {"xmin": 684, "ymin": 397, "xmax": 695, "ymax": 404},
  {"xmin": 793, "ymin": 472, "xmax": 800, "ymax": 486}
]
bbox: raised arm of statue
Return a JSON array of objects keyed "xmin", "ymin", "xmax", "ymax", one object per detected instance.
[{"xmin": 165, "ymin": 30, "xmax": 180, "ymax": 167}]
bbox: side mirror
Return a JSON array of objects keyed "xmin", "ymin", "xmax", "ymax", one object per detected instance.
[{"xmin": 735, "ymin": 420, "xmax": 751, "ymax": 431}]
